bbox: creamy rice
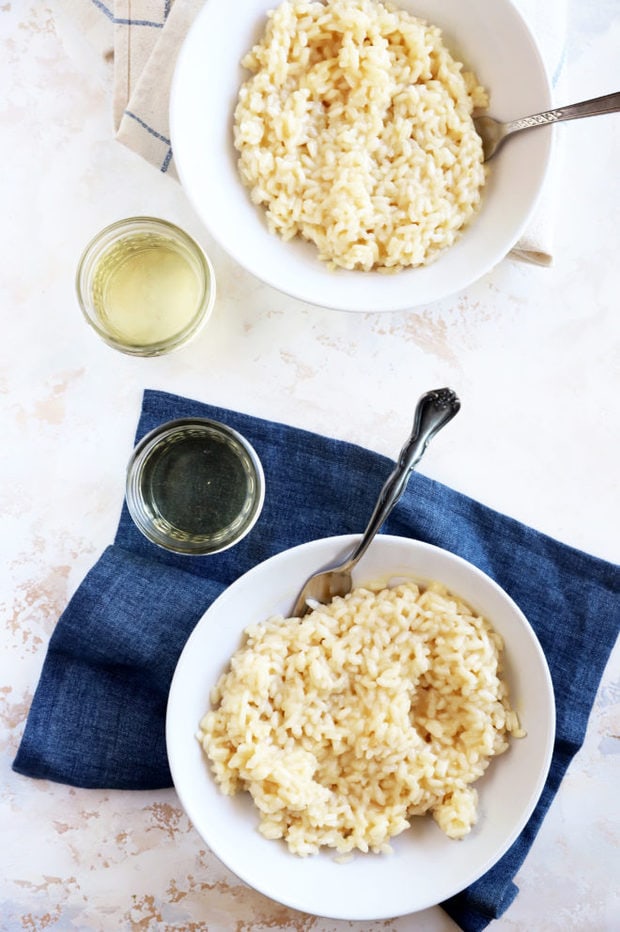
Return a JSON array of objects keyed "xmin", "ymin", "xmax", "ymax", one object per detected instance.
[
  {"xmin": 198, "ymin": 581, "xmax": 523, "ymax": 857},
  {"xmin": 233, "ymin": 0, "xmax": 488, "ymax": 271}
]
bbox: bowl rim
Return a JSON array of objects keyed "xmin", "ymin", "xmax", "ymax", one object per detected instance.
[
  {"xmin": 166, "ymin": 533, "xmax": 556, "ymax": 920},
  {"xmin": 170, "ymin": 0, "xmax": 553, "ymax": 312}
]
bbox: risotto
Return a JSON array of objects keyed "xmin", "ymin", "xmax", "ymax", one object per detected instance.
[
  {"xmin": 233, "ymin": 0, "xmax": 488, "ymax": 272},
  {"xmin": 198, "ymin": 581, "xmax": 523, "ymax": 857}
]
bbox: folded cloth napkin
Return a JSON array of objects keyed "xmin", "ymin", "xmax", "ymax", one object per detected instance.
[
  {"xmin": 14, "ymin": 389, "xmax": 619, "ymax": 932},
  {"xmin": 105, "ymin": 0, "xmax": 565, "ymax": 266}
]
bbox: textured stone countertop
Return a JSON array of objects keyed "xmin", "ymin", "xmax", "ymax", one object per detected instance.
[{"xmin": 1, "ymin": 1, "xmax": 618, "ymax": 929}]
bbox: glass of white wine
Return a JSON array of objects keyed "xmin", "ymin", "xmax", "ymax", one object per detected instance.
[
  {"xmin": 125, "ymin": 418, "xmax": 265, "ymax": 554},
  {"xmin": 76, "ymin": 217, "xmax": 216, "ymax": 356}
]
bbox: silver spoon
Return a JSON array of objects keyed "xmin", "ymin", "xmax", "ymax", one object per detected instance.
[
  {"xmin": 290, "ymin": 388, "xmax": 461, "ymax": 618},
  {"xmin": 474, "ymin": 91, "xmax": 620, "ymax": 161}
]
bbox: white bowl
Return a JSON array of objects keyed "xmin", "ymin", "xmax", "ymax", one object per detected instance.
[
  {"xmin": 171, "ymin": 0, "xmax": 552, "ymax": 312},
  {"xmin": 166, "ymin": 534, "xmax": 555, "ymax": 920}
]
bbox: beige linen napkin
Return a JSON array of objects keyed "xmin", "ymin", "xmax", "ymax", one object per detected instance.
[
  {"xmin": 65, "ymin": 0, "xmax": 567, "ymax": 267},
  {"xmin": 114, "ymin": 0, "xmax": 205, "ymax": 175}
]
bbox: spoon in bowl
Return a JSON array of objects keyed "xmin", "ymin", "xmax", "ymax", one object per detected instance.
[
  {"xmin": 290, "ymin": 388, "xmax": 461, "ymax": 618},
  {"xmin": 474, "ymin": 90, "xmax": 620, "ymax": 161}
]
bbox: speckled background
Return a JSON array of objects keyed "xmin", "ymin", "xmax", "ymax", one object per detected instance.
[{"xmin": 1, "ymin": 1, "xmax": 618, "ymax": 929}]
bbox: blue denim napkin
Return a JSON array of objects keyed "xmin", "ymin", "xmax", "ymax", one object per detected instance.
[{"xmin": 13, "ymin": 389, "xmax": 619, "ymax": 931}]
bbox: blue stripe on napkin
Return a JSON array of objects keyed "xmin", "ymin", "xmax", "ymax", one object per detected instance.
[
  {"xmin": 13, "ymin": 389, "xmax": 619, "ymax": 931},
  {"xmin": 91, "ymin": 0, "xmax": 166, "ymax": 28}
]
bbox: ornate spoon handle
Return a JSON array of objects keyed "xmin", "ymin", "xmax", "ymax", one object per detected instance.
[
  {"xmin": 505, "ymin": 91, "xmax": 620, "ymax": 133},
  {"xmin": 342, "ymin": 388, "xmax": 461, "ymax": 571}
]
